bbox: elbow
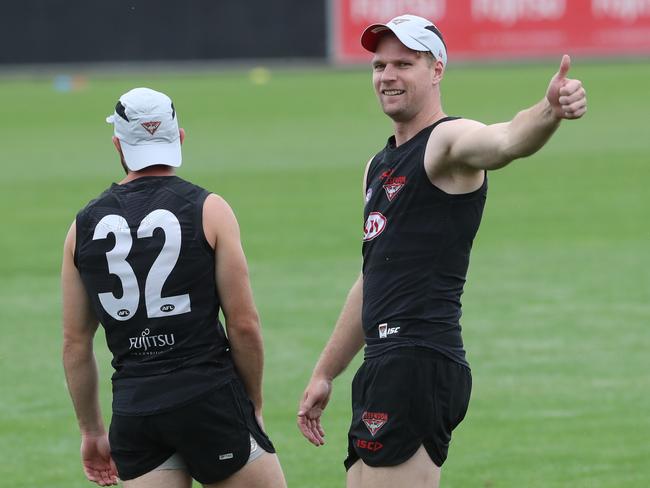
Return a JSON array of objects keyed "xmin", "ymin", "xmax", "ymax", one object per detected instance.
[
  {"xmin": 62, "ymin": 334, "xmax": 93, "ymax": 363},
  {"xmin": 226, "ymin": 313, "xmax": 262, "ymax": 339}
]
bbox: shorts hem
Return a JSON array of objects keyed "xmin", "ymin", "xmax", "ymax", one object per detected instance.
[
  {"xmin": 344, "ymin": 442, "xmax": 423, "ymax": 471},
  {"xmin": 422, "ymin": 441, "xmax": 445, "ymax": 467},
  {"xmin": 117, "ymin": 452, "xmax": 175, "ymax": 481}
]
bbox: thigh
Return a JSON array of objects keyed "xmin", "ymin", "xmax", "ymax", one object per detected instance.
[
  {"xmin": 347, "ymin": 445, "xmax": 440, "ymax": 488},
  {"xmin": 122, "ymin": 468, "xmax": 192, "ymax": 488},
  {"xmin": 202, "ymin": 452, "xmax": 286, "ymax": 488}
]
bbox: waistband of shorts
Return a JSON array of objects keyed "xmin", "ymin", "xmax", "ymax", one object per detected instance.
[{"xmin": 366, "ymin": 344, "xmax": 449, "ymax": 361}]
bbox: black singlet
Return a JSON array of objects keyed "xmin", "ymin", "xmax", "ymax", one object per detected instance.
[
  {"xmin": 74, "ymin": 176, "xmax": 235, "ymax": 415},
  {"xmin": 362, "ymin": 118, "xmax": 487, "ymax": 367}
]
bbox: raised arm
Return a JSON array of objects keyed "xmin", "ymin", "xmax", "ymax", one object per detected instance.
[
  {"xmin": 62, "ymin": 223, "xmax": 118, "ymax": 486},
  {"xmin": 442, "ymin": 55, "xmax": 587, "ymax": 171},
  {"xmin": 203, "ymin": 194, "xmax": 266, "ymax": 422}
]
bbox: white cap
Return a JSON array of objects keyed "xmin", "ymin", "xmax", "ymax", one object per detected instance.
[
  {"xmin": 361, "ymin": 14, "xmax": 448, "ymax": 66},
  {"xmin": 106, "ymin": 87, "xmax": 182, "ymax": 171}
]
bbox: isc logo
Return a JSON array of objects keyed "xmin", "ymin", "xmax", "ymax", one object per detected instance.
[
  {"xmin": 356, "ymin": 439, "xmax": 384, "ymax": 452},
  {"xmin": 378, "ymin": 323, "xmax": 400, "ymax": 339}
]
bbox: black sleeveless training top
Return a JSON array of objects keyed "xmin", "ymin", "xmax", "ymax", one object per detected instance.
[
  {"xmin": 362, "ymin": 117, "xmax": 487, "ymax": 367},
  {"xmin": 75, "ymin": 176, "xmax": 235, "ymax": 415}
]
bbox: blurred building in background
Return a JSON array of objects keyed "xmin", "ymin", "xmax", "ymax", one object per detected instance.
[{"xmin": 2, "ymin": 0, "xmax": 649, "ymax": 67}]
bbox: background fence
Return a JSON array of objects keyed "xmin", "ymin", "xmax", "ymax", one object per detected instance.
[
  {"xmin": 0, "ymin": 0, "xmax": 327, "ymax": 64},
  {"xmin": 2, "ymin": 0, "xmax": 650, "ymax": 66}
]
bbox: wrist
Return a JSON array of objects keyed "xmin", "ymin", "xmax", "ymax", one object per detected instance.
[
  {"xmin": 542, "ymin": 96, "xmax": 563, "ymax": 122},
  {"xmin": 311, "ymin": 370, "xmax": 335, "ymax": 384},
  {"xmin": 80, "ymin": 428, "xmax": 106, "ymax": 438}
]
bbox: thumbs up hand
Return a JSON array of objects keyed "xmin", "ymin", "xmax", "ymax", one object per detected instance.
[{"xmin": 546, "ymin": 55, "xmax": 587, "ymax": 120}]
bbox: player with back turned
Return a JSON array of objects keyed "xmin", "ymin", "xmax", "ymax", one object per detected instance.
[
  {"xmin": 298, "ymin": 14, "xmax": 587, "ymax": 488},
  {"xmin": 62, "ymin": 87, "xmax": 287, "ymax": 488}
]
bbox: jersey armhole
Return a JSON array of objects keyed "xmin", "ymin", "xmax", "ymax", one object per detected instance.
[
  {"xmin": 364, "ymin": 155, "xmax": 379, "ymax": 193},
  {"xmin": 73, "ymin": 215, "xmax": 81, "ymax": 268},
  {"xmin": 196, "ymin": 190, "xmax": 216, "ymax": 258}
]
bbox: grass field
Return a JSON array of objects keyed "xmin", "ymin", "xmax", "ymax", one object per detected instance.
[{"xmin": 0, "ymin": 58, "xmax": 648, "ymax": 487}]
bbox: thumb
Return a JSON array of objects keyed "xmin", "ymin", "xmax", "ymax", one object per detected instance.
[
  {"xmin": 298, "ymin": 391, "xmax": 315, "ymax": 416},
  {"xmin": 557, "ymin": 54, "xmax": 571, "ymax": 79}
]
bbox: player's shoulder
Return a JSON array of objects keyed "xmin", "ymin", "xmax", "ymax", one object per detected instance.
[
  {"xmin": 63, "ymin": 219, "xmax": 77, "ymax": 253},
  {"xmin": 202, "ymin": 193, "xmax": 241, "ymax": 246},
  {"xmin": 427, "ymin": 117, "xmax": 486, "ymax": 152},
  {"xmin": 204, "ymin": 192, "xmax": 231, "ymax": 211},
  {"xmin": 433, "ymin": 117, "xmax": 486, "ymax": 138},
  {"xmin": 425, "ymin": 118, "xmax": 488, "ymax": 173},
  {"xmin": 203, "ymin": 193, "xmax": 238, "ymax": 226}
]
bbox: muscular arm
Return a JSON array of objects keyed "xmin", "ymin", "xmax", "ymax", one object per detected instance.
[
  {"xmin": 62, "ymin": 222, "xmax": 104, "ymax": 435},
  {"xmin": 439, "ymin": 55, "xmax": 587, "ymax": 172},
  {"xmin": 310, "ymin": 273, "xmax": 365, "ymax": 382},
  {"xmin": 446, "ymin": 100, "xmax": 561, "ymax": 170},
  {"xmin": 297, "ymin": 160, "xmax": 372, "ymax": 445},
  {"xmin": 62, "ymin": 223, "xmax": 118, "ymax": 486},
  {"xmin": 297, "ymin": 272, "xmax": 366, "ymax": 446},
  {"xmin": 203, "ymin": 194, "xmax": 265, "ymax": 414}
]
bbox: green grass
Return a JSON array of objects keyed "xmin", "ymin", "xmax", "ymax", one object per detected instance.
[{"xmin": 1, "ymin": 59, "xmax": 649, "ymax": 487}]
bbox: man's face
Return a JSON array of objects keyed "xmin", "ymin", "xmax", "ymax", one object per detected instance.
[{"xmin": 372, "ymin": 35, "xmax": 437, "ymax": 122}]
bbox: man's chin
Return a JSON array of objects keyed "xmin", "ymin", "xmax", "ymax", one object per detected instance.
[{"xmin": 382, "ymin": 106, "xmax": 410, "ymax": 122}]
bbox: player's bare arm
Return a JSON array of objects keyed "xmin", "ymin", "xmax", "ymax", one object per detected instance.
[
  {"xmin": 204, "ymin": 194, "xmax": 266, "ymax": 419},
  {"xmin": 298, "ymin": 158, "xmax": 373, "ymax": 446},
  {"xmin": 429, "ymin": 55, "xmax": 587, "ymax": 177},
  {"xmin": 298, "ymin": 273, "xmax": 365, "ymax": 446},
  {"xmin": 62, "ymin": 223, "xmax": 119, "ymax": 487}
]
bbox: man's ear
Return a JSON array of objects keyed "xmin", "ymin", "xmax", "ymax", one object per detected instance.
[
  {"xmin": 432, "ymin": 59, "xmax": 445, "ymax": 86},
  {"xmin": 112, "ymin": 136, "xmax": 122, "ymax": 154},
  {"xmin": 179, "ymin": 128, "xmax": 186, "ymax": 145}
]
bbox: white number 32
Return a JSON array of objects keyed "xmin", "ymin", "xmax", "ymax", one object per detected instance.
[{"xmin": 92, "ymin": 209, "xmax": 191, "ymax": 321}]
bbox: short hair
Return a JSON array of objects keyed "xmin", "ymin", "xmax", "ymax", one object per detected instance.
[{"xmin": 417, "ymin": 50, "xmax": 436, "ymax": 67}]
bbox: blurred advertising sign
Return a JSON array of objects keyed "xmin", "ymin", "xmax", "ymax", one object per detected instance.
[{"xmin": 331, "ymin": 0, "xmax": 650, "ymax": 62}]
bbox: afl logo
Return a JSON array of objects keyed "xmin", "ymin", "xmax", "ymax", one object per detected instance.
[
  {"xmin": 117, "ymin": 309, "xmax": 130, "ymax": 318},
  {"xmin": 363, "ymin": 212, "xmax": 387, "ymax": 241},
  {"xmin": 160, "ymin": 304, "xmax": 175, "ymax": 313}
]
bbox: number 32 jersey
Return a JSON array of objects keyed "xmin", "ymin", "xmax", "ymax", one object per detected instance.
[{"xmin": 75, "ymin": 176, "xmax": 235, "ymax": 415}]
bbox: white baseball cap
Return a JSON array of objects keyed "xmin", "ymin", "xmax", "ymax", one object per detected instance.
[
  {"xmin": 106, "ymin": 87, "xmax": 182, "ymax": 171},
  {"xmin": 361, "ymin": 14, "xmax": 448, "ymax": 66}
]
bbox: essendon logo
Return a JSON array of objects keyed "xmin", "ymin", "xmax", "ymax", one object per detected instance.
[
  {"xmin": 362, "ymin": 411, "xmax": 388, "ymax": 436},
  {"xmin": 141, "ymin": 121, "xmax": 161, "ymax": 135},
  {"xmin": 381, "ymin": 173, "xmax": 406, "ymax": 201},
  {"xmin": 363, "ymin": 212, "xmax": 387, "ymax": 242}
]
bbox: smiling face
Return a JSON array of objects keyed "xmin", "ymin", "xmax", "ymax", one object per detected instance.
[{"xmin": 372, "ymin": 34, "xmax": 443, "ymax": 123}]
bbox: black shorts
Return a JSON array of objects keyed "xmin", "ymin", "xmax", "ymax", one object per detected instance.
[
  {"xmin": 109, "ymin": 378, "xmax": 275, "ymax": 483},
  {"xmin": 344, "ymin": 347, "xmax": 471, "ymax": 470}
]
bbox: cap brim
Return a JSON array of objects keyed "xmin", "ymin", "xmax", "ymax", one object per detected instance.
[
  {"xmin": 361, "ymin": 24, "xmax": 390, "ymax": 52},
  {"xmin": 361, "ymin": 23, "xmax": 434, "ymax": 54},
  {"xmin": 120, "ymin": 139, "xmax": 182, "ymax": 171}
]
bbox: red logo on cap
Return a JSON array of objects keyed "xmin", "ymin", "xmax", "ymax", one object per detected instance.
[{"xmin": 141, "ymin": 121, "xmax": 161, "ymax": 135}]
